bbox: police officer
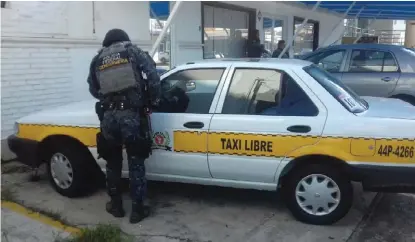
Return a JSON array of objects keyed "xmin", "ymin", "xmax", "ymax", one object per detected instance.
[{"xmin": 87, "ymin": 29, "xmax": 161, "ymax": 224}]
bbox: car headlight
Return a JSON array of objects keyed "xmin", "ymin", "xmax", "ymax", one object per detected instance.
[{"xmin": 13, "ymin": 122, "xmax": 19, "ymax": 135}]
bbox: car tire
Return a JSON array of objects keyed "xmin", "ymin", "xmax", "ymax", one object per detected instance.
[
  {"xmin": 282, "ymin": 163, "xmax": 353, "ymax": 225},
  {"xmin": 46, "ymin": 142, "xmax": 98, "ymax": 198}
]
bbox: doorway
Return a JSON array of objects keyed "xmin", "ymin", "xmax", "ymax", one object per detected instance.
[
  {"xmin": 293, "ymin": 17, "xmax": 320, "ymax": 56},
  {"xmin": 263, "ymin": 16, "xmax": 286, "ymax": 54}
]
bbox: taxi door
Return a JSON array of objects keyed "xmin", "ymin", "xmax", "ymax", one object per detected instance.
[
  {"xmin": 143, "ymin": 64, "xmax": 231, "ymax": 179},
  {"xmin": 207, "ymin": 63, "xmax": 328, "ymax": 185}
]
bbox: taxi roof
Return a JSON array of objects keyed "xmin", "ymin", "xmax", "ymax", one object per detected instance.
[{"xmin": 179, "ymin": 58, "xmax": 313, "ymax": 69}]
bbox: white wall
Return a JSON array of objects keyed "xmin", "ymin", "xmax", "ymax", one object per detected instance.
[
  {"xmin": 368, "ymin": 20, "xmax": 406, "ymax": 32},
  {"xmin": 1, "ymin": 1, "xmax": 152, "ymax": 160},
  {"xmin": 393, "ymin": 20, "xmax": 407, "ymax": 31},
  {"xmin": 1, "ymin": 1, "xmax": 68, "ymax": 38},
  {"xmin": 93, "ymin": 2, "xmax": 151, "ymax": 41},
  {"xmin": 170, "ymin": 1, "xmax": 203, "ymax": 67}
]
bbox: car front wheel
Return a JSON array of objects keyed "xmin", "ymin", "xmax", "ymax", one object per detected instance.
[
  {"xmin": 46, "ymin": 142, "xmax": 98, "ymax": 198},
  {"xmin": 283, "ymin": 164, "xmax": 353, "ymax": 225}
]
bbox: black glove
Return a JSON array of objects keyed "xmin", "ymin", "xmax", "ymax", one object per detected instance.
[
  {"xmin": 154, "ymin": 87, "xmax": 189, "ymax": 113},
  {"xmin": 171, "ymin": 88, "xmax": 189, "ymax": 112}
]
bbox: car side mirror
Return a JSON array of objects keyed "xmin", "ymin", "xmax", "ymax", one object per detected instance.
[{"xmin": 186, "ymin": 81, "xmax": 196, "ymax": 92}]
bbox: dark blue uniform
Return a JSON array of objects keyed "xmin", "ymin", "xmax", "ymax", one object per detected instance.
[
  {"xmin": 100, "ymin": 110, "xmax": 147, "ymax": 203},
  {"xmin": 87, "ymin": 29, "xmax": 161, "ymax": 223}
]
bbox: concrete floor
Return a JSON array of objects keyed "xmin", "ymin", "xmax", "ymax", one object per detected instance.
[
  {"xmin": 1, "ymin": 207, "xmax": 71, "ymax": 242},
  {"xmin": 1, "ymin": 162, "xmax": 379, "ymax": 242},
  {"xmin": 348, "ymin": 193, "xmax": 415, "ymax": 242}
]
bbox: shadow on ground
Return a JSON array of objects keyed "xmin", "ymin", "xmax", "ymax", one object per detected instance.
[
  {"xmin": 348, "ymin": 193, "xmax": 415, "ymax": 242},
  {"xmin": 2, "ymin": 162, "xmax": 376, "ymax": 242},
  {"xmin": 138, "ymin": 180, "xmax": 282, "ymax": 212}
]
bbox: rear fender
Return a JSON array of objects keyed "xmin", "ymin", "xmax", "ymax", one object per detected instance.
[{"xmin": 274, "ymin": 141, "xmax": 355, "ymax": 183}]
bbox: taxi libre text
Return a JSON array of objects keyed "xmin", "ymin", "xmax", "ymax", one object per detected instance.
[{"xmin": 220, "ymin": 138, "xmax": 273, "ymax": 153}]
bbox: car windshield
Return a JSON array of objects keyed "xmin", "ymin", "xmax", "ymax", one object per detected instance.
[{"xmin": 303, "ymin": 64, "xmax": 368, "ymax": 113}]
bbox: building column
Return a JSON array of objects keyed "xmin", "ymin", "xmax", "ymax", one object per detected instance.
[{"xmin": 404, "ymin": 20, "xmax": 415, "ymax": 48}]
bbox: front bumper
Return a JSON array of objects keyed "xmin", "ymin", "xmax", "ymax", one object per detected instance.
[
  {"xmin": 7, "ymin": 135, "xmax": 39, "ymax": 168},
  {"xmin": 354, "ymin": 165, "xmax": 415, "ymax": 193}
]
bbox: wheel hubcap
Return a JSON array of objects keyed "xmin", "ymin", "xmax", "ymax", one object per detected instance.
[
  {"xmin": 295, "ymin": 174, "xmax": 341, "ymax": 216},
  {"xmin": 50, "ymin": 153, "xmax": 73, "ymax": 189}
]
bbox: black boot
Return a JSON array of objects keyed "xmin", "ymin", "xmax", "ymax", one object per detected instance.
[
  {"xmin": 105, "ymin": 196, "xmax": 125, "ymax": 218},
  {"xmin": 129, "ymin": 201, "xmax": 150, "ymax": 224}
]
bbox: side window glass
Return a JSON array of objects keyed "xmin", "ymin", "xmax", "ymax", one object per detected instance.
[
  {"xmin": 383, "ymin": 52, "xmax": 399, "ymax": 72},
  {"xmin": 307, "ymin": 50, "xmax": 345, "ymax": 72},
  {"xmin": 222, "ymin": 69, "xmax": 318, "ymax": 117},
  {"xmin": 348, "ymin": 50, "xmax": 398, "ymax": 72},
  {"xmin": 161, "ymin": 68, "xmax": 224, "ymax": 114}
]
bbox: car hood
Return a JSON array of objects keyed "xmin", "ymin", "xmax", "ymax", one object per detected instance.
[
  {"xmin": 359, "ymin": 96, "xmax": 415, "ymax": 120},
  {"xmin": 17, "ymin": 99, "xmax": 100, "ymax": 127}
]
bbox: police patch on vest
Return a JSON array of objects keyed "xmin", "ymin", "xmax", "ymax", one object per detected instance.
[
  {"xmin": 152, "ymin": 131, "xmax": 172, "ymax": 151},
  {"xmin": 95, "ymin": 43, "xmax": 139, "ymax": 95},
  {"xmin": 98, "ymin": 49, "xmax": 131, "ymax": 71}
]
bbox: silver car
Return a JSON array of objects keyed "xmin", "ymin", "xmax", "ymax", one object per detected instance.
[{"xmin": 301, "ymin": 44, "xmax": 415, "ymax": 105}]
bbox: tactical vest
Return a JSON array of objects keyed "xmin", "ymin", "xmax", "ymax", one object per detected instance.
[{"xmin": 95, "ymin": 42, "xmax": 141, "ymax": 96}]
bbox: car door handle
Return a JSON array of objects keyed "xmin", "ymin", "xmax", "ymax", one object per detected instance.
[
  {"xmin": 287, "ymin": 125, "xmax": 311, "ymax": 133},
  {"xmin": 381, "ymin": 77, "xmax": 392, "ymax": 82},
  {"xmin": 183, "ymin": 121, "xmax": 204, "ymax": 129}
]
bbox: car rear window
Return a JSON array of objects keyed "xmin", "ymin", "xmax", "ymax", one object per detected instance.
[{"xmin": 303, "ymin": 65, "xmax": 368, "ymax": 113}]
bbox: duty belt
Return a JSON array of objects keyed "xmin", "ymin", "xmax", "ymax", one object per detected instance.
[{"xmin": 102, "ymin": 101, "xmax": 139, "ymax": 111}]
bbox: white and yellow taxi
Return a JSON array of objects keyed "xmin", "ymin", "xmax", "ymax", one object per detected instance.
[{"xmin": 8, "ymin": 59, "xmax": 415, "ymax": 225}]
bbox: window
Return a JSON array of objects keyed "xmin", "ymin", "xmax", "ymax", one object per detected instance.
[
  {"xmin": 304, "ymin": 64, "xmax": 368, "ymax": 114},
  {"xmin": 293, "ymin": 17, "xmax": 320, "ymax": 56},
  {"xmin": 305, "ymin": 50, "xmax": 346, "ymax": 72},
  {"xmin": 383, "ymin": 52, "xmax": 399, "ymax": 72},
  {"xmin": 160, "ymin": 68, "xmax": 224, "ymax": 114},
  {"xmin": 222, "ymin": 68, "xmax": 318, "ymax": 116},
  {"xmin": 263, "ymin": 18, "xmax": 284, "ymax": 53},
  {"xmin": 202, "ymin": 3, "xmax": 255, "ymax": 59},
  {"xmin": 348, "ymin": 50, "xmax": 399, "ymax": 73}
]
